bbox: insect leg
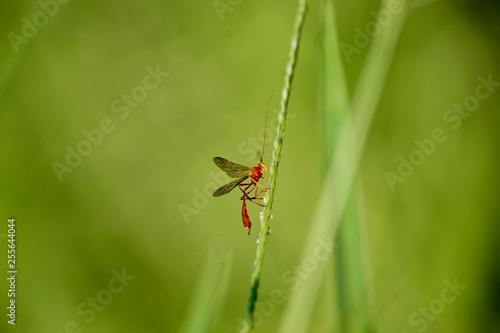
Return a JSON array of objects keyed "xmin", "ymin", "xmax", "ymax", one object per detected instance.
[
  {"xmin": 238, "ymin": 182, "xmax": 265, "ymax": 207},
  {"xmin": 238, "ymin": 182, "xmax": 255, "ymax": 201}
]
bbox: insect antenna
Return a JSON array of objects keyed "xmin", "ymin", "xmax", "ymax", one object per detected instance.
[{"xmin": 260, "ymin": 95, "xmax": 273, "ymax": 163}]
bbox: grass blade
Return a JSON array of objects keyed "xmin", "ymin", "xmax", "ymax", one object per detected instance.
[
  {"xmin": 178, "ymin": 251, "xmax": 233, "ymax": 333},
  {"xmin": 318, "ymin": 0, "xmax": 350, "ymax": 165},
  {"xmin": 318, "ymin": 2, "xmax": 376, "ymax": 331}
]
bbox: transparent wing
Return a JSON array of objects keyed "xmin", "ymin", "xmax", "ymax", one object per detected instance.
[
  {"xmin": 213, "ymin": 157, "xmax": 251, "ymax": 178},
  {"xmin": 213, "ymin": 175, "xmax": 248, "ymax": 197}
]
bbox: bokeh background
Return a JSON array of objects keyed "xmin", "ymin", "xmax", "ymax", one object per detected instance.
[{"xmin": 0, "ymin": 0, "xmax": 499, "ymax": 332}]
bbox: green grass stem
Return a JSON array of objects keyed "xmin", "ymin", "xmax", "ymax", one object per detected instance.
[{"xmin": 240, "ymin": 1, "xmax": 307, "ymax": 332}]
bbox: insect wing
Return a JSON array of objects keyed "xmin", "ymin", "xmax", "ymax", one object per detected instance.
[
  {"xmin": 213, "ymin": 157, "xmax": 251, "ymax": 178},
  {"xmin": 213, "ymin": 175, "xmax": 248, "ymax": 197}
]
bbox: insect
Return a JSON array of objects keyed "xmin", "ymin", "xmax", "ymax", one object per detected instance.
[{"xmin": 212, "ymin": 97, "xmax": 272, "ymax": 234}]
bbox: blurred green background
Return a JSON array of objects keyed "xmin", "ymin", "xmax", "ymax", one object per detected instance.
[{"xmin": 0, "ymin": 0, "xmax": 499, "ymax": 332}]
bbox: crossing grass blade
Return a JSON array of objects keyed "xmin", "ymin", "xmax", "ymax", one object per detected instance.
[{"xmin": 277, "ymin": 1, "xmax": 408, "ymax": 332}]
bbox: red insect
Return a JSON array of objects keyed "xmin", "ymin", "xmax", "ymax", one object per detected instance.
[{"xmin": 212, "ymin": 98, "xmax": 272, "ymax": 234}]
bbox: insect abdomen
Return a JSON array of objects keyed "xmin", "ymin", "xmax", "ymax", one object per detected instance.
[{"xmin": 242, "ymin": 199, "xmax": 251, "ymax": 234}]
